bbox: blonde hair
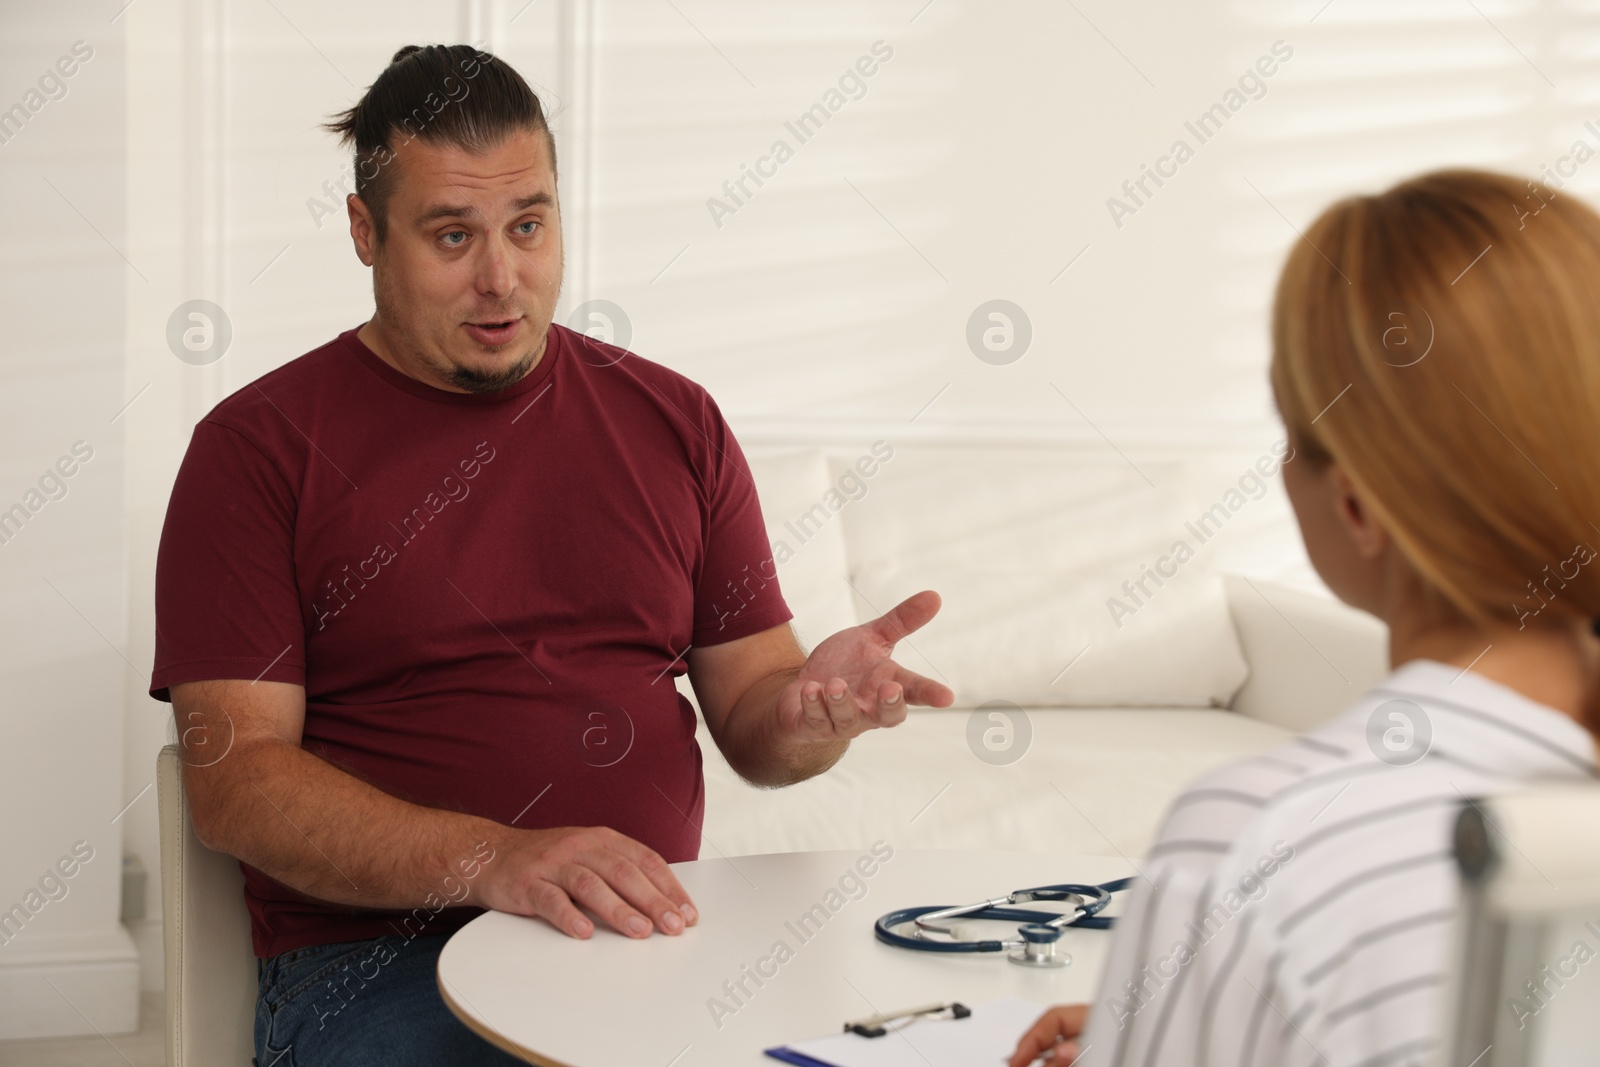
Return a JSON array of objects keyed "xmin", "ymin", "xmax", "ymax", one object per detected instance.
[{"xmin": 1270, "ymin": 168, "xmax": 1600, "ymax": 646}]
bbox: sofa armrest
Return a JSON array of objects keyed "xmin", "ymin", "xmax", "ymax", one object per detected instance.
[{"xmin": 1222, "ymin": 573, "xmax": 1389, "ymax": 732}]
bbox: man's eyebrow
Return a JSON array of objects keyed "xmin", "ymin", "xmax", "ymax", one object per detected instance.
[{"xmin": 414, "ymin": 192, "xmax": 554, "ymax": 226}]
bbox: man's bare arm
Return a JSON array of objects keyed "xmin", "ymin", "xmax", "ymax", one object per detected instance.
[
  {"xmin": 173, "ymin": 678, "xmax": 698, "ymax": 939},
  {"xmin": 176, "ymin": 678, "xmax": 500, "ymax": 908}
]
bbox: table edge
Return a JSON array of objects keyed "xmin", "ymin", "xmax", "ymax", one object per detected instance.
[{"xmin": 437, "ymin": 956, "xmax": 576, "ymax": 1067}]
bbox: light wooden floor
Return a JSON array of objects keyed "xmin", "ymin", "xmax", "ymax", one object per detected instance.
[{"xmin": 0, "ymin": 991, "xmax": 166, "ymax": 1066}]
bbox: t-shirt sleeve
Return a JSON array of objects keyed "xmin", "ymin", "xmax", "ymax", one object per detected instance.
[
  {"xmin": 150, "ymin": 419, "xmax": 307, "ymax": 702},
  {"xmin": 689, "ymin": 395, "xmax": 793, "ymax": 647}
]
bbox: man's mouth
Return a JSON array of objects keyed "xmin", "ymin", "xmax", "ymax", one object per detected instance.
[{"xmin": 464, "ymin": 317, "xmax": 523, "ymax": 345}]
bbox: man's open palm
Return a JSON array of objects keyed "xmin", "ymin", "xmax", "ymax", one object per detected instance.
[{"xmin": 777, "ymin": 589, "xmax": 955, "ymax": 740}]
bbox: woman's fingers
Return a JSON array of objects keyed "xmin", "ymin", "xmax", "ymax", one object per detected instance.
[{"xmin": 1008, "ymin": 1005, "xmax": 1089, "ymax": 1067}]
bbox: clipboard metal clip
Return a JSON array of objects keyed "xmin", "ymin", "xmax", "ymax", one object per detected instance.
[{"xmin": 844, "ymin": 1001, "xmax": 972, "ymax": 1038}]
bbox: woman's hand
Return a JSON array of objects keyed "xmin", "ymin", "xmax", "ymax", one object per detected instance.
[{"xmin": 1008, "ymin": 1004, "xmax": 1089, "ymax": 1067}]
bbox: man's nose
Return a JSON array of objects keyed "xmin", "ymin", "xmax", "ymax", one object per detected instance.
[{"xmin": 474, "ymin": 231, "xmax": 516, "ymax": 295}]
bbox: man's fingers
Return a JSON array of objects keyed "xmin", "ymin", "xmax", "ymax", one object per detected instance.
[
  {"xmin": 593, "ymin": 855, "xmax": 691, "ymax": 935},
  {"xmin": 871, "ymin": 680, "xmax": 906, "ymax": 727},
  {"xmin": 823, "ymin": 678, "xmax": 859, "ymax": 731},
  {"xmin": 611, "ymin": 835, "xmax": 699, "ymax": 928},
  {"xmin": 554, "ymin": 862, "xmax": 657, "ymax": 939},
  {"xmin": 795, "ymin": 677, "xmax": 914, "ymax": 739},
  {"xmin": 894, "ymin": 668, "xmax": 955, "ymax": 708},
  {"xmin": 867, "ymin": 589, "xmax": 942, "ymax": 647},
  {"xmin": 528, "ymin": 878, "xmax": 595, "ymax": 939},
  {"xmin": 800, "ymin": 680, "xmax": 831, "ymax": 729}
]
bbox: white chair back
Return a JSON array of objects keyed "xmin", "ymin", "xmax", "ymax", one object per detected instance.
[{"xmin": 1441, "ymin": 783, "xmax": 1600, "ymax": 1066}]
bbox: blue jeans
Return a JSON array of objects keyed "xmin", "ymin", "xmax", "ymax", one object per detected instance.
[{"xmin": 253, "ymin": 932, "xmax": 529, "ymax": 1066}]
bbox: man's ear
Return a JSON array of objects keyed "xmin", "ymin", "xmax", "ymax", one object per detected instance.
[
  {"xmin": 348, "ymin": 195, "xmax": 377, "ymax": 266},
  {"xmin": 1330, "ymin": 463, "xmax": 1388, "ymax": 560}
]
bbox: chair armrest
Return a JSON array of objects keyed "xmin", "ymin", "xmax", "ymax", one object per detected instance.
[{"xmin": 1222, "ymin": 573, "xmax": 1389, "ymax": 732}]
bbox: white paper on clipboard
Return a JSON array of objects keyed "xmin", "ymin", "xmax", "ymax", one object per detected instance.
[{"xmin": 780, "ymin": 996, "xmax": 1054, "ymax": 1067}]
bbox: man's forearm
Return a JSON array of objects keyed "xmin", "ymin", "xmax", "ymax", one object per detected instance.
[
  {"xmin": 715, "ymin": 667, "xmax": 849, "ymax": 787},
  {"xmin": 190, "ymin": 738, "xmax": 507, "ymax": 910}
]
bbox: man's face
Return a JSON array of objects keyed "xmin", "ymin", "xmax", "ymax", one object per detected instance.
[{"xmin": 352, "ymin": 125, "xmax": 563, "ymax": 394}]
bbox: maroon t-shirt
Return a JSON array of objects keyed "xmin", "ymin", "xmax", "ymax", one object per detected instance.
[{"xmin": 150, "ymin": 322, "xmax": 792, "ymax": 958}]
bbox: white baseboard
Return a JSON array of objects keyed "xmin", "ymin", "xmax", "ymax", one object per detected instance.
[
  {"xmin": 0, "ymin": 928, "xmax": 141, "ymax": 1040},
  {"xmin": 127, "ymin": 917, "xmax": 164, "ymax": 992}
]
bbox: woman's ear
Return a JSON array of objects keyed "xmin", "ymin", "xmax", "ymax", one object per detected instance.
[{"xmin": 1330, "ymin": 463, "xmax": 1388, "ymax": 559}]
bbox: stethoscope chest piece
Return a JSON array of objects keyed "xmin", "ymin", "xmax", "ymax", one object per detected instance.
[{"xmin": 1007, "ymin": 923, "xmax": 1069, "ymax": 969}]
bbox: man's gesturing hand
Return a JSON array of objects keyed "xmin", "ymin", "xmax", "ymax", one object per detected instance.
[
  {"xmin": 473, "ymin": 825, "xmax": 697, "ymax": 940},
  {"xmin": 777, "ymin": 589, "xmax": 955, "ymax": 740}
]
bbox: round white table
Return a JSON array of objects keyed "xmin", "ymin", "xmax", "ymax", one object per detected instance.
[{"xmin": 437, "ymin": 849, "xmax": 1134, "ymax": 1066}]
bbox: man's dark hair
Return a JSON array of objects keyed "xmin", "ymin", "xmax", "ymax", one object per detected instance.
[{"xmin": 322, "ymin": 43, "xmax": 557, "ymax": 245}]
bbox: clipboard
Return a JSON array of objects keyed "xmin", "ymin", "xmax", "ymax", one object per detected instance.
[{"xmin": 763, "ymin": 996, "xmax": 1051, "ymax": 1067}]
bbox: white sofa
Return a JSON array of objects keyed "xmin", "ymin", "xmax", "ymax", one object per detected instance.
[{"xmin": 685, "ymin": 438, "xmax": 1391, "ymax": 860}]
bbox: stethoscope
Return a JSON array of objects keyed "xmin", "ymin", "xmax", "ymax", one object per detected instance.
[{"xmin": 874, "ymin": 878, "xmax": 1134, "ymax": 968}]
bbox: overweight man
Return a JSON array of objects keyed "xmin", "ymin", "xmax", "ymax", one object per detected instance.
[{"xmin": 152, "ymin": 43, "xmax": 953, "ymax": 1066}]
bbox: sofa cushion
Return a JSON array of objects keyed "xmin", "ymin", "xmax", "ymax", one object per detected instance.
[{"xmin": 830, "ymin": 445, "xmax": 1248, "ymax": 706}]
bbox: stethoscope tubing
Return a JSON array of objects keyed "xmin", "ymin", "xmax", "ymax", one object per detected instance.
[{"xmin": 874, "ymin": 878, "xmax": 1134, "ymax": 953}]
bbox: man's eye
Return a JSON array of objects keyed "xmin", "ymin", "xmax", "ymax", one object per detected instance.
[
  {"xmin": 442, "ymin": 231, "xmax": 467, "ymax": 246},
  {"xmin": 516, "ymin": 221, "xmax": 539, "ymax": 236}
]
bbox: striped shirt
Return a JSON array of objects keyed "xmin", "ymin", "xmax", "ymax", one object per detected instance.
[{"xmin": 1075, "ymin": 658, "xmax": 1598, "ymax": 1067}]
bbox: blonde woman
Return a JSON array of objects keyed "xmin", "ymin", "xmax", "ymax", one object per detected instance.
[{"xmin": 1010, "ymin": 169, "xmax": 1600, "ymax": 1066}]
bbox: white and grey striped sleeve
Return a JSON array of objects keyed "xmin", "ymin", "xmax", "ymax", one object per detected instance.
[
  {"xmin": 1077, "ymin": 834, "xmax": 1298, "ymax": 1067},
  {"xmin": 1076, "ymin": 760, "xmax": 1462, "ymax": 1066}
]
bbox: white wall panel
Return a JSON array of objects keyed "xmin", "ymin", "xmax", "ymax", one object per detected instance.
[{"xmin": 0, "ymin": 3, "xmax": 137, "ymax": 1041}]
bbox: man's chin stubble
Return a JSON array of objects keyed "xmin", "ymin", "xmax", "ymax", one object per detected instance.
[{"xmin": 447, "ymin": 349, "xmax": 537, "ymax": 394}]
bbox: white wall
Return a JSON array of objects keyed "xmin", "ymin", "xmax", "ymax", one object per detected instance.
[
  {"xmin": 0, "ymin": 4, "xmax": 138, "ymax": 1041},
  {"xmin": 3, "ymin": 0, "xmax": 1596, "ymax": 1019}
]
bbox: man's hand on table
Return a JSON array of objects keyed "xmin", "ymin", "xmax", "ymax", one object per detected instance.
[
  {"xmin": 777, "ymin": 589, "xmax": 956, "ymax": 740},
  {"xmin": 471, "ymin": 824, "xmax": 698, "ymax": 940},
  {"xmin": 1009, "ymin": 1004, "xmax": 1088, "ymax": 1066}
]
